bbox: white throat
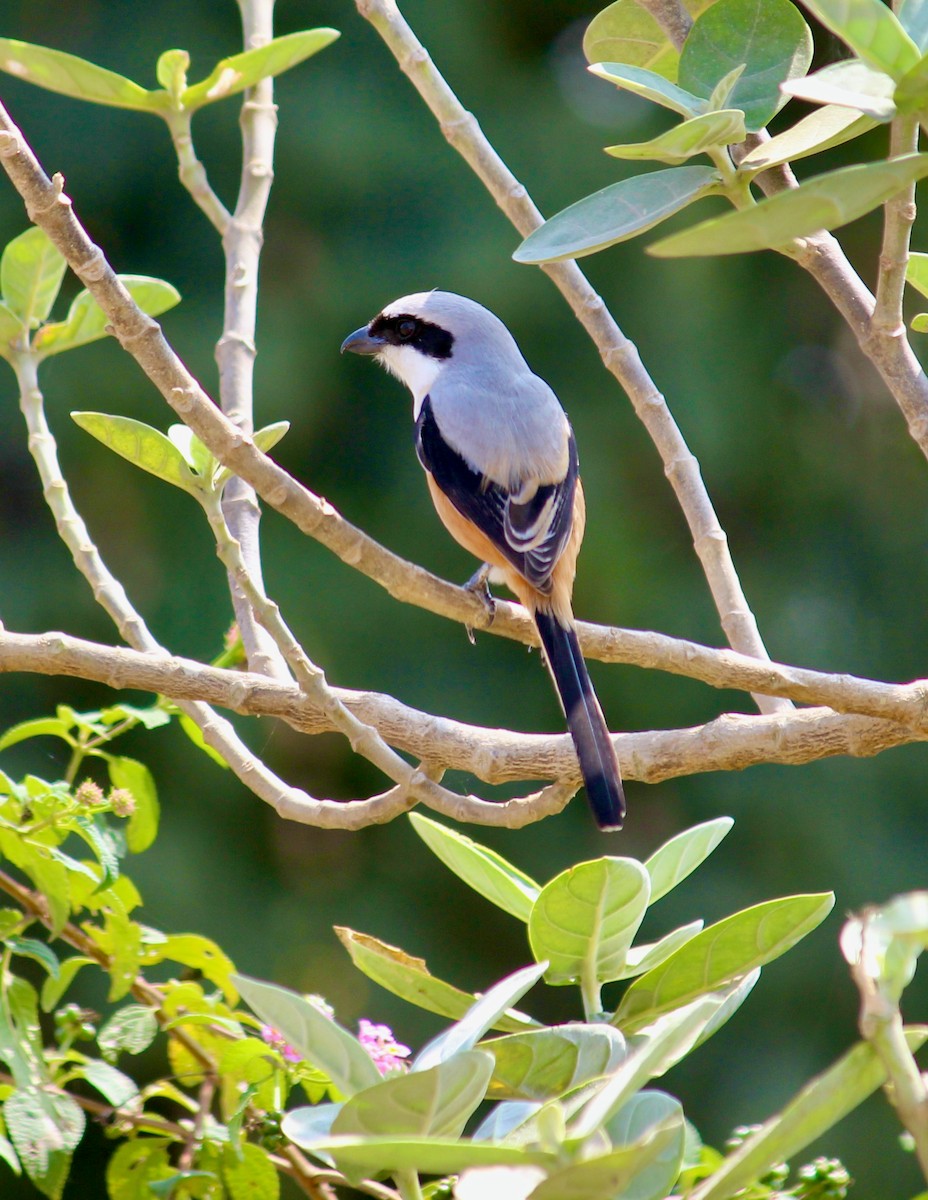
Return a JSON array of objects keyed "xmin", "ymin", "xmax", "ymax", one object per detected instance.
[{"xmin": 377, "ymin": 344, "xmax": 444, "ymax": 416}]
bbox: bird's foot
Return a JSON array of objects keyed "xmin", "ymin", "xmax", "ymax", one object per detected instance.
[{"xmin": 463, "ymin": 562, "xmax": 496, "ymax": 644}]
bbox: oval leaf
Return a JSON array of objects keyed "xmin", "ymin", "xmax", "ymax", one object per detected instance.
[
  {"xmin": 529, "ymin": 1116, "xmax": 682, "ymax": 1200},
  {"xmin": 739, "ymin": 105, "xmax": 878, "ymax": 172},
  {"xmin": 108, "ymin": 756, "xmax": 160, "ymax": 854},
  {"xmin": 679, "ymin": 0, "xmax": 814, "ymax": 131},
  {"xmin": 650, "ymin": 154, "xmax": 928, "ymax": 257},
  {"xmin": 619, "ymin": 920, "xmax": 705, "ymax": 980},
  {"xmin": 515, "ymin": 166, "xmax": 719, "ymax": 264},
  {"xmin": 606, "ymin": 109, "xmax": 746, "ymax": 164},
  {"xmin": 334, "ymin": 927, "xmax": 537, "ymax": 1033},
  {"xmin": 605, "ymin": 1090, "xmax": 686, "ymax": 1200},
  {"xmin": 0, "ymin": 38, "xmax": 163, "ymax": 110},
  {"xmin": 797, "ymin": 0, "xmax": 920, "ymax": 77},
  {"xmin": 233, "ymin": 974, "xmax": 382, "ymax": 1096},
  {"xmin": 780, "ymin": 60, "xmax": 897, "ymax": 120},
  {"xmin": 281, "ymin": 1134, "xmax": 555, "ymax": 1180},
  {"xmin": 584, "ymin": 0, "xmax": 716, "ymax": 80},
  {"xmin": 333, "ymin": 1051, "xmax": 494, "ymax": 1139},
  {"xmin": 614, "ymin": 892, "xmax": 834, "ymax": 1030},
  {"xmin": 70, "ymin": 412, "xmax": 201, "ymax": 495},
  {"xmin": 34, "ymin": 276, "xmax": 180, "ymax": 358},
  {"xmin": 408, "ymin": 812, "xmax": 540, "ymax": 921},
  {"xmin": 1, "ymin": 227, "xmax": 66, "ymax": 331},
  {"xmin": 528, "ymin": 858, "xmax": 651, "ymax": 986},
  {"xmin": 182, "ymin": 29, "xmax": 340, "ymax": 110},
  {"xmin": 483, "ymin": 1024, "xmax": 627, "ymax": 1101},
  {"xmin": 588, "ymin": 62, "xmax": 708, "ymax": 117},
  {"xmin": 645, "ymin": 817, "xmax": 734, "ymax": 903}
]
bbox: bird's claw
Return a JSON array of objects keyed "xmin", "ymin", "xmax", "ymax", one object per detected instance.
[{"xmin": 464, "ymin": 563, "xmax": 496, "ymax": 643}]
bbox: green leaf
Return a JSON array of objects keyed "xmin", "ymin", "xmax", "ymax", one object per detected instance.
[
  {"xmin": 515, "ymin": 166, "xmax": 719, "ymax": 264},
  {"xmin": 588, "ymin": 62, "xmax": 708, "ymax": 117},
  {"xmin": 71, "ymin": 412, "xmax": 201, "ymax": 495},
  {"xmin": 156, "ymin": 49, "xmax": 190, "ymax": 98},
  {"xmin": 907, "ymin": 251, "xmax": 928, "ymax": 298},
  {"xmin": 605, "ymin": 109, "xmax": 746, "ymax": 164},
  {"xmin": 178, "ymin": 713, "xmax": 231, "ymax": 767},
  {"xmin": 614, "ymin": 892, "xmax": 834, "ymax": 1030},
  {"xmin": 408, "ymin": 813, "xmax": 540, "ymax": 921},
  {"xmin": 645, "ymin": 817, "xmax": 734, "ymax": 904},
  {"xmin": 181, "ymin": 29, "xmax": 340, "ymax": 110},
  {"xmin": 0, "ymin": 717, "xmax": 74, "ymax": 752},
  {"xmin": 233, "ymin": 973, "xmax": 382, "ymax": 1095},
  {"xmin": 781, "ymin": 60, "xmax": 896, "ymax": 120},
  {"xmin": 584, "ymin": 0, "xmax": 715, "ymax": 81},
  {"xmin": 40, "ymin": 956, "xmax": 94, "ymax": 1012},
  {"xmin": 105, "ymin": 1139, "xmax": 174, "ymax": 1200},
  {"xmin": 690, "ymin": 1028, "xmax": 928, "ymax": 1199},
  {"xmin": 5, "ymin": 937, "xmax": 59, "ymax": 979},
  {"xmin": 415, "ymin": 963, "xmax": 547, "ymax": 1070},
  {"xmin": 0, "ymin": 910, "xmax": 25, "ymax": 940},
  {"xmin": 101, "ymin": 702, "xmax": 171, "ymax": 731},
  {"xmin": 77, "ymin": 1060, "xmax": 139, "ymax": 1108},
  {"xmin": 97, "ymin": 1004, "xmax": 159, "ymax": 1059},
  {"xmin": 796, "ymin": 0, "xmax": 920, "ymax": 77},
  {"xmin": 0, "ymin": 300, "xmax": 24, "ymax": 348},
  {"xmin": 678, "ymin": 0, "xmax": 814, "ymax": 130},
  {"xmin": 569, "ymin": 998, "xmax": 722, "ymax": 1141},
  {"xmin": 334, "ymin": 927, "xmax": 537, "ymax": 1033},
  {"xmin": 483, "ymin": 1023, "xmax": 627, "ymax": 1100},
  {"xmin": 651, "ymin": 155, "xmax": 928, "ymax": 257},
  {"xmin": 738, "ymin": 105, "xmax": 878, "ymax": 172},
  {"xmin": 618, "ymin": 920, "xmax": 705, "ymax": 980},
  {"xmin": 32, "ymin": 276, "xmax": 180, "ymax": 358},
  {"xmin": 528, "ymin": 858, "xmax": 650, "ymax": 986},
  {"xmin": 912, "ymin": 311, "xmax": 928, "ymax": 331},
  {"xmin": 221, "ymin": 1142, "xmax": 279, "ymax": 1200},
  {"xmin": 333, "ymin": 1051, "xmax": 494, "ymax": 1138},
  {"xmin": 892, "ymin": 51, "xmax": 928, "ymax": 112},
  {"xmin": 0, "ymin": 1132, "xmax": 20, "ymax": 1176},
  {"xmin": 107, "ymin": 756, "xmax": 159, "ymax": 853},
  {"xmin": 91, "ymin": 909, "xmax": 143, "ymax": 1001},
  {"xmin": 156, "ymin": 934, "xmax": 237, "ymax": 1001},
  {"xmin": 531, "ymin": 1110, "xmax": 683, "ymax": 1200},
  {"xmin": 278, "ymin": 1131, "xmax": 554, "ymax": 1178},
  {"xmin": 606, "ymin": 1091, "xmax": 687, "ymax": 1200},
  {"xmin": 0, "ymin": 38, "xmax": 164, "ymax": 110},
  {"xmin": 4, "ymin": 1086, "xmax": 84, "ymax": 1200}
]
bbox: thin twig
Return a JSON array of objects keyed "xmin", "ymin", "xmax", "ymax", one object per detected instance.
[
  {"xmin": 873, "ymin": 114, "xmax": 920, "ymax": 336},
  {"xmin": 354, "ymin": 0, "xmax": 791, "ymax": 717}
]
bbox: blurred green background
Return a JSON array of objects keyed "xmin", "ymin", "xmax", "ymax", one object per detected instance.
[{"xmin": 1, "ymin": 0, "xmax": 927, "ymax": 1194}]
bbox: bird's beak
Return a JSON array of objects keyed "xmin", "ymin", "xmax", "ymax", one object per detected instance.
[{"xmin": 340, "ymin": 326, "xmax": 385, "ymax": 356}]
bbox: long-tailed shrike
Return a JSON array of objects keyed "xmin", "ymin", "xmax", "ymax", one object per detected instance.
[{"xmin": 341, "ymin": 291, "xmax": 624, "ymax": 831}]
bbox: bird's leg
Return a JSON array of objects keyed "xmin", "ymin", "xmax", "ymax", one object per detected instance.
[{"xmin": 463, "ymin": 562, "xmax": 496, "ymax": 643}]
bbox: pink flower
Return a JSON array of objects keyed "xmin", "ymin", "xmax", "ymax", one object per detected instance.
[
  {"xmin": 259, "ymin": 1024, "xmax": 303, "ymax": 1064},
  {"xmin": 358, "ymin": 1019, "xmax": 411, "ymax": 1076}
]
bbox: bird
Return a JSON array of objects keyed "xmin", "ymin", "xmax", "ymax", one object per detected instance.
[{"xmin": 341, "ymin": 291, "xmax": 624, "ymax": 831}]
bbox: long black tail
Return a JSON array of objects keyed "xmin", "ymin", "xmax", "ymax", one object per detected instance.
[{"xmin": 534, "ymin": 610, "xmax": 625, "ymax": 831}]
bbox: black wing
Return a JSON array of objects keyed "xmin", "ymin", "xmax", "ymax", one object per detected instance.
[{"xmin": 415, "ymin": 395, "xmax": 577, "ymax": 593}]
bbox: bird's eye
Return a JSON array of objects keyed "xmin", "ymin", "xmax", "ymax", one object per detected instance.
[{"xmin": 396, "ymin": 319, "xmax": 418, "ymax": 341}]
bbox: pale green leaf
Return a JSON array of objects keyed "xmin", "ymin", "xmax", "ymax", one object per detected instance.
[
  {"xmin": 0, "ymin": 228, "xmax": 66, "ymax": 331},
  {"xmin": 71, "ymin": 412, "xmax": 200, "ymax": 495},
  {"xmin": 33, "ymin": 276, "xmax": 180, "ymax": 358},
  {"xmin": 334, "ymin": 926, "xmax": 537, "ymax": 1033},
  {"xmin": 528, "ymin": 857, "xmax": 650, "ymax": 986},
  {"xmin": 233, "ymin": 973, "xmax": 382, "ymax": 1095},
  {"xmin": 690, "ymin": 1028, "xmax": 928, "ymax": 1199},
  {"xmin": 912, "ymin": 311, "xmax": 928, "ymax": 331},
  {"xmin": 97, "ymin": 1004, "xmax": 160, "ymax": 1059},
  {"xmin": 483, "ymin": 1023, "xmax": 626, "ymax": 1101},
  {"xmin": 40, "ymin": 956, "xmax": 94, "ymax": 1012},
  {"xmin": 279, "ymin": 1131, "xmax": 555, "ymax": 1178},
  {"xmin": 650, "ymin": 155, "xmax": 928, "ymax": 257},
  {"xmin": 253, "ymin": 420, "xmax": 290, "ymax": 455},
  {"xmin": 588, "ymin": 62, "xmax": 708, "ymax": 116},
  {"xmin": 107, "ymin": 756, "xmax": 160, "ymax": 853},
  {"xmin": 106, "ymin": 1140, "xmax": 174, "ymax": 1200},
  {"xmin": 101, "ymin": 702, "xmax": 171, "ymax": 731},
  {"xmin": 739, "ymin": 105, "xmax": 878, "ymax": 172},
  {"xmin": 707, "ymin": 63, "xmax": 747, "ymax": 110},
  {"xmin": 606, "ymin": 1090, "xmax": 687, "ymax": 1200},
  {"xmin": 408, "ymin": 812, "xmax": 540, "ymax": 921},
  {"xmin": 529, "ymin": 1116, "xmax": 682, "ymax": 1200},
  {"xmin": 908, "ymin": 251, "xmax": 928, "ymax": 298},
  {"xmin": 583, "ymin": 0, "xmax": 715, "ymax": 81},
  {"xmin": 415, "ymin": 963, "xmax": 546, "ymax": 1070},
  {"xmin": 181, "ymin": 29, "xmax": 340, "ymax": 110},
  {"xmin": 178, "ymin": 712, "xmax": 230, "ymax": 767},
  {"xmin": 645, "ymin": 817, "xmax": 734, "ymax": 903},
  {"xmin": 0, "ymin": 301, "xmax": 24, "ymax": 348},
  {"xmin": 156, "ymin": 49, "xmax": 190, "ymax": 98},
  {"xmin": 78, "ymin": 1060, "xmax": 139, "ymax": 1108},
  {"xmin": 605, "ymin": 109, "xmax": 746, "ymax": 164},
  {"xmin": 515, "ymin": 167, "xmax": 719, "ymax": 264},
  {"xmin": 0, "ymin": 717, "xmax": 74, "ymax": 751},
  {"xmin": 893, "ymin": 52, "xmax": 928, "ymax": 113},
  {"xmin": 155, "ymin": 934, "xmax": 237, "ymax": 1001},
  {"xmin": 333, "ymin": 1051, "xmax": 494, "ymax": 1138},
  {"xmin": 614, "ymin": 893, "xmax": 834, "ymax": 1030},
  {"xmin": 679, "ymin": 0, "xmax": 814, "ymax": 130},
  {"xmin": 781, "ymin": 60, "xmax": 896, "ymax": 120},
  {"xmin": 221, "ymin": 1142, "xmax": 279, "ymax": 1200},
  {"xmin": 797, "ymin": 0, "xmax": 920, "ymax": 76},
  {"xmin": 618, "ymin": 920, "xmax": 705, "ymax": 980},
  {"xmin": 4, "ymin": 1086, "xmax": 84, "ymax": 1200},
  {"xmin": 0, "ymin": 38, "xmax": 163, "ymax": 111}
]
